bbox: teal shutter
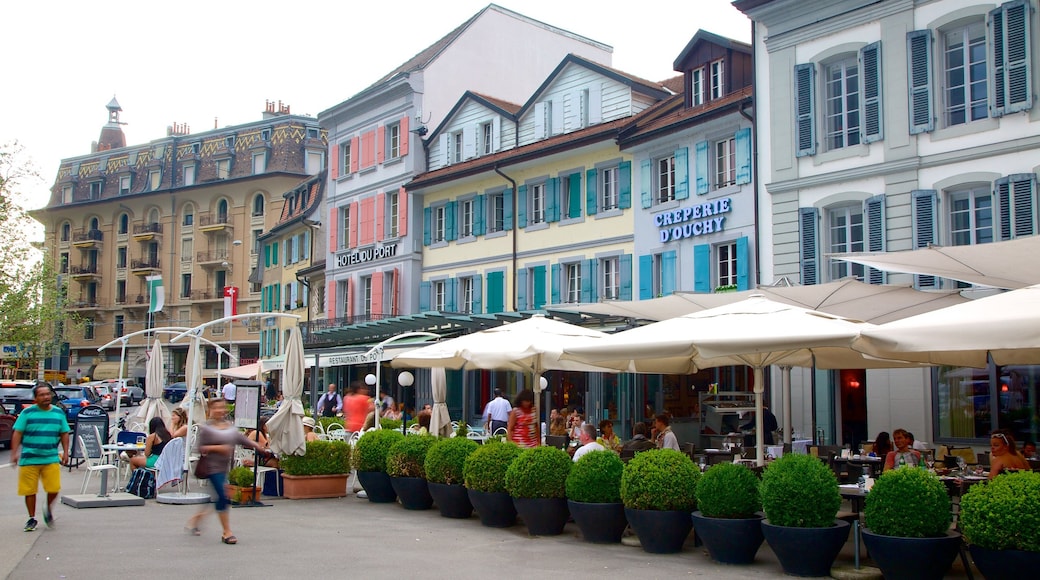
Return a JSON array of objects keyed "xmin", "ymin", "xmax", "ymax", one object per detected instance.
[
  {"xmin": 638, "ymin": 255, "xmax": 653, "ymax": 300},
  {"xmin": 517, "ymin": 185, "xmax": 528, "ymax": 228},
  {"xmin": 419, "ymin": 281, "xmax": 430, "ymax": 310},
  {"xmin": 661, "ymin": 250, "xmax": 676, "ymax": 295},
  {"xmin": 272, "ymin": 242, "xmax": 279, "ymax": 265},
  {"xmin": 995, "ymin": 174, "xmax": 1038, "ymax": 240},
  {"xmin": 736, "ymin": 236, "xmax": 750, "ymax": 290},
  {"xmin": 674, "ymin": 147, "xmax": 690, "ymax": 200},
  {"xmin": 517, "ymin": 268, "xmax": 528, "ymax": 310},
  {"xmin": 504, "ymin": 188, "xmax": 514, "ymax": 230},
  {"xmin": 547, "ymin": 178, "xmax": 560, "ymax": 223},
  {"xmin": 864, "ymin": 195, "xmax": 887, "ymax": 284},
  {"xmin": 694, "ymin": 244, "xmax": 710, "ymax": 293},
  {"xmin": 474, "ymin": 194, "xmax": 486, "ymax": 236},
  {"xmin": 618, "ymin": 161, "xmax": 632, "ymax": 209},
  {"xmin": 486, "ymin": 271, "xmax": 504, "ymax": 313},
  {"xmin": 550, "ymin": 264, "xmax": 561, "ymax": 305},
  {"xmin": 794, "ymin": 63, "xmax": 817, "ymax": 156},
  {"xmin": 907, "ymin": 30, "xmax": 934, "ymax": 134},
  {"xmin": 860, "ymin": 42, "xmax": 884, "ymax": 143},
  {"xmin": 735, "ymin": 129, "xmax": 752, "ymax": 185},
  {"xmin": 583, "ymin": 258, "xmax": 596, "ymax": 302},
  {"xmin": 586, "ymin": 168, "xmax": 598, "ymax": 215},
  {"xmin": 619, "ymin": 254, "xmax": 633, "ymax": 300},
  {"xmin": 640, "ymin": 159, "xmax": 652, "ymax": 208},
  {"xmin": 695, "ymin": 141, "xmax": 710, "ymax": 194},
  {"xmin": 423, "ymin": 207, "xmax": 432, "ymax": 246},
  {"xmin": 911, "ymin": 190, "xmax": 938, "ymax": 288},
  {"xmin": 799, "ymin": 207, "xmax": 819, "ymax": 285},
  {"xmin": 445, "ymin": 278, "xmax": 458, "ymax": 312},
  {"xmin": 264, "ymin": 244, "xmax": 271, "ymax": 267},
  {"xmin": 990, "ymin": 1, "xmax": 1033, "ymax": 116},
  {"xmin": 568, "ymin": 173, "xmax": 582, "ymax": 218},
  {"xmin": 532, "ymin": 266, "xmax": 547, "ymax": 309},
  {"xmin": 445, "ymin": 201, "xmax": 457, "ymax": 241},
  {"xmin": 472, "ymin": 275, "xmax": 483, "ymax": 314}
]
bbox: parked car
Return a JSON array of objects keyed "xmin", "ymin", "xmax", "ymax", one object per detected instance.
[
  {"xmin": 0, "ymin": 402, "xmax": 16, "ymax": 448},
  {"xmin": 53, "ymin": 385, "xmax": 102, "ymax": 421},
  {"xmin": 91, "ymin": 384, "xmax": 118, "ymax": 411},
  {"xmin": 164, "ymin": 382, "xmax": 187, "ymax": 403},
  {"xmin": 0, "ymin": 380, "xmax": 39, "ymax": 414},
  {"xmin": 97, "ymin": 378, "xmax": 143, "ymax": 406}
]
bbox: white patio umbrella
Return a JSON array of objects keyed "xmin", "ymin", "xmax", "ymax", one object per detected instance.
[
  {"xmin": 179, "ymin": 337, "xmax": 207, "ymax": 424},
  {"xmin": 221, "ymin": 362, "xmax": 261, "ymax": 380},
  {"xmin": 134, "ymin": 338, "xmax": 171, "ymax": 426},
  {"xmin": 854, "ymin": 284, "xmax": 1040, "ymax": 367},
  {"xmin": 267, "ymin": 327, "xmax": 306, "ymax": 457},
  {"xmin": 427, "ymin": 367, "xmax": 451, "ymax": 438}
]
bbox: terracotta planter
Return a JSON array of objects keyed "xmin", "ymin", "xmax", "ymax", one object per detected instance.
[
  {"xmin": 281, "ymin": 473, "xmax": 349, "ymax": 499},
  {"xmin": 228, "ymin": 485, "xmax": 258, "ymax": 504}
]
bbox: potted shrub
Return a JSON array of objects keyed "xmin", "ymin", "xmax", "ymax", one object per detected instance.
[
  {"xmin": 566, "ymin": 449, "xmax": 627, "ymax": 543},
  {"xmin": 760, "ymin": 453, "xmax": 848, "ymax": 577},
  {"xmin": 353, "ymin": 429, "xmax": 405, "ymax": 503},
  {"xmin": 961, "ymin": 470, "xmax": 1040, "ymax": 578},
  {"xmin": 504, "ymin": 446, "xmax": 572, "ymax": 536},
  {"xmin": 228, "ymin": 466, "xmax": 258, "ymax": 504},
  {"xmin": 425, "ymin": 437, "xmax": 479, "ymax": 518},
  {"xmin": 279, "ymin": 439, "xmax": 352, "ymax": 499},
  {"xmin": 386, "ymin": 435, "xmax": 437, "ymax": 510},
  {"xmin": 691, "ymin": 462, "xmax": 764, "ymax": 564},
  {"xmin": 463, "ymin": 440, "xmax": 521, "ymax": 528},
  {"xmin": 620, "ymin": 449, "xmax": 700, "ymax": 554},
  {"xmin": 861, "ymin": 466, "xmax": 959, "ymax": 579}
]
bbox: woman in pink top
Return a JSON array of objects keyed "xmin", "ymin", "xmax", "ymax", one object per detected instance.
[
  {"xmin": 344, "ymin": 382, "xmax": 373, "ymax": 433},
  {"xmin": 507, "ymin": 389, "xmax": 540, "ymax": 448}
]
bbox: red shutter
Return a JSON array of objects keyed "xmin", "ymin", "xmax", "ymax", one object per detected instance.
[
  {"xmin": 391, "ymin": 267, "xmax": 400, "ymax": 316},
  {"xmin": 398, "ymin": 187, "xmax": 408, "ymax": 236},
  {"xmin": 371, "ymin": 271, "xmax": 384, "ymax": 317},
  {"xmin": 330, "ymin": 144, "xmax": 339, "ymax": 179},
  {"xmin": 375, "ymin": 192, "xmax": 385, "ymax": 242},
  {"xmin": 360, "ymin": 197, "xmax": 375, "ymax": 245},
  {"xmin": 376, "ymin": 126, "xmax": 385, "ymax": 164},
  {"xmin": 326, "ymin": 281, "xmax": 336, "ymax": 319},
  {"xmin": 400, "ymin": 116, "xmax": 410, "ymax": 156},
  {"xmin": 362, "ymin": 132, "xmax": 375, "ymax": 169},
  {"xmin": 348, "ymin": 201, "xmax": 359, "ymax": 248},
  {"xmin": 329, "ymin": 206, "xmax": 338, "ymax": 250},
  {"xmin": 349, "ymin": 137, "xmax": 359, "ymax": 173}
]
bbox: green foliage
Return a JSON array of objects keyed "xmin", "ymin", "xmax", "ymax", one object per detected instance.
[
  {"xmin": 696, "ymin": 462, "xmax": 761, "ymax": 518},
  {"xmin": 505, "ymin": 446, "xmax": 572, "ymax": 499},
  {"xmin": 353, "ymin": 429, "xmax": 404, "ymax": 473},
  {"xmin": 379, "ymin": 418, "xmax": 403, "ymax": 431},
  {"xmin": 455, "ymin": 421, "xmax": 469, "ymax": 438},
  {"xmin": 228, "ymin": 466, "xmax": 256, "ymax": 487},
  {"xmin": 425, "ymin": 437, "xmax": 478, "ymax": 485},
  {"xmin": 463, "ymin": 440, "xmax": 521, "ymax": 493},
  {"xmin": 317, "ymin": 417, "xmax": 345, "ymax": 433},
  {"xmin": 386, "ymin": 435, "xmax": 437, "ymax": 479},
  {"xmin": 620, "ymin": 449, "xmax": 699, "ymax": 512},
  {"xmin": 864, "ymin": 466, "xmax": 951, "ymax": 537},
  {"xmin": 961, "ymin": 470, "xmax": 1040, "ymax": 552},
  {"xmin": 279, "ymin": 440, "xmax": 352, "ymax": 476},
  {"xmin": 566, "ymin": 450, "xmax": 624, "ymax": 504},
  {"xmin": 760, "ymin": 453, "xmax": 840, "ymax": 528}
]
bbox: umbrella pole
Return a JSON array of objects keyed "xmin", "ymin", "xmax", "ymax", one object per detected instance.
[
  {"xmin": 781, "ymin": 365, "xmax": 792, "ymax": 446},
  {"xmin": 754, "ymin": 368, "xmax": 765, "ymax": 467}
]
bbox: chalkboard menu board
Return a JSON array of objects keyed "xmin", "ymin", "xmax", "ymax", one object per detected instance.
[{"xmin": 70, "ymin": 405, "xmax": 109, "ymax": 460}]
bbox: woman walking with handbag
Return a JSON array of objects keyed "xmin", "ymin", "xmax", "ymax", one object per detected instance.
[{"xmin": 184, "ymin": 398, "xmax": 270, "ymax": 545}]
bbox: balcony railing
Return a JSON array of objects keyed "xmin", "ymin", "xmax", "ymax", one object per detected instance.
[
  {"xmin": 189, "ymin": 289, "xmax": 219, "ymax": 301},
  {"xmin": 198, "ymin": 214, "xmax": 231, "ymax": 227},
  {"xmin": 131, "ymin": 258, "xmax": 161, "ymax": 269},
  {"xmin": 133, "ymin": 223, "xmax": 163, "ymax": 235},
  {"xmin": 73, "ymin": 229, "xmax": 104, "ymax": 243},
  {"xmin": 70, "ymin": 265, "xmax": 99, "ymax": 275},
  {"xmin": 69, "ymin": 300, "xmax": 102, "ymax": 309},
  {"xmin": 197, "ymin": 249, "xmax": 229, "ymax": 263}
]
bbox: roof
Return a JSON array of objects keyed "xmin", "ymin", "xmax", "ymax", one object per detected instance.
[
  {"xmin": 266, "ymin": 170, "xmax": 326, "ymax": 236},
  {"xmin": 659, "ymin": 75, "xmax": 685, "ymax": 94},
  {"xmin": 517, "ymin": 53, "xmax": 672, "ymax": 117},
  {"xmin": 673, "ymin": 30, "xmax": 752, "ymax": 72},
  {"xmin": 618, "ymin": 86, "xmax": 754, "ymax": 147},
  {"xmin": 425, "ymin": 91, "xmax": 522, "ymax": 143}
]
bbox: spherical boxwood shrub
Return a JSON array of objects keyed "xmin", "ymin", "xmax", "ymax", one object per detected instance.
[
  {"xmin": 505, "ymin": 446, "xmax": 572, "ymax": 499},
  {"xmin": 463, "ymin": 440, "xmax": 521, "ymax": 493},
  {"xmin": 353, "ymin": 429, "xmax": 405, "ymax": 473},
  {"xmin": 566, "ymin": 450, "xmax": 624, "ymax": 504},
  {"xmin": 863, "ymin": 466, "xmax": 951, "ymax": 537},
  {"xmin": 961, "ymin": 470, "xmax": 1040, "ymax": 551},
  {"xmin": 696, "ymin": 462, "xmax": 761, "ymax": 518},
  {"xmin": 386, "ymin": 435, "xmax": 438, "ymax": 479},
  {"xmin": 280, "ymin": 440, "xmax": 352, "ymax": 476},
  {"xmin": 760, "ymin": 453, "xmax": 840, "ymax": 528},
  {"xmin": 425, "ymin": 436, "xmax": 479, "ymax": 485},
  {"xmin": 620, "ymin": 449, "xmax": 699, "ymax": 512}
]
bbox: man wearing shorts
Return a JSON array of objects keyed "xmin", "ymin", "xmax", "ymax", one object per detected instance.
[{"xmin": 11, "ymin": 384, "xmax": 71, "ymax": 532}]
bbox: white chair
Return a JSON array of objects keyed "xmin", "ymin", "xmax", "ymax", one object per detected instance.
[
  {"xmin": 234, "ymin": 446, "xmax": 281, "ymax": 497},
  {"xmin": 78, "ymin": 435, "xmax": 118, "ymax": 494},
  {"xmin": 93, "ymin": 425, "xmax": 126, "ymax": 488}
]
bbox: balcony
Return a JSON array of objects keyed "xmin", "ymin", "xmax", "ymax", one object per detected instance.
[
  {"xmin": 71, "ymin": 229, "xmax": 103, "ymax": 249},
  {"xmin": 132, "ymin": 222, "xmax": 163, "ymax": 242},
  {"xmin": 69, "ymin": 300, "xmax": 103, "ymax": 310},
  {"xmin": 125, "ymin": 294, "xmax": 150, "ymax": 309},
  {"xmin": 130, "ymin": 258, "xmax": 161, "ymax": 276},
  {"xmin": 197, "ymin": 249, "xmax": 230, "ymax": 267},
  {"xmin": 189, "ymin": 289, "xmax": 221, "ymax": 302},
  {"xmin": 197, "ymin": 214, "xmax": 233, "ymax": 235},
  {"xmin": 69, "ymin": 264, "xmax": 101, "ymax": 281}
]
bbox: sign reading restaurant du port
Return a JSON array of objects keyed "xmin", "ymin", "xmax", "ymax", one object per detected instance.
[{"xmin": 336, "ymin": 243, "xmax": 399, "ymax": 267}]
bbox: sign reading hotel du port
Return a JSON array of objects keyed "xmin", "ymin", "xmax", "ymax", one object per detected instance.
[{"xmin": 336, "ymin": 243, "xmax": 399, "ymax": 267}]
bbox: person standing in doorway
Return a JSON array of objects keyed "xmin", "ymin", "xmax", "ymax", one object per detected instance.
[
  {"xmin": 11, "ymin": 384, "xmax": 71, "ymax": 532},
  {"xmin": 316, "ymin": 384, "xmax": 342, "ymax": 418},
  {"xmin": 221, "ymin": 379, "xmax": 236, "ymax": 403},
  {"xmin": 483, "ymin": 388, "xmax": 512, "ymax": 434}
]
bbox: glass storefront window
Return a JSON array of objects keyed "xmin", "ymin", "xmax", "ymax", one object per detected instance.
[{"xmin": 935, "ymin": 363, "xmax": 1040, "ymax": 444}]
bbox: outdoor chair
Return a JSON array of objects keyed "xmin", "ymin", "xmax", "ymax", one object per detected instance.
[
  {"xmin": 545, "ymin": 435, "xmax": 568, "ymax": 450},
  {"xmin": 234, "ymin": 447, "xmax": 281, "ymax": 496},
  {"xmin": 78, "ymin": 435, "xmax": 118, "ymax": 494}
]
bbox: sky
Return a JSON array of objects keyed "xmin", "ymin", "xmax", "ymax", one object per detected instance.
[{"xmin": 0, "ymin": 0, "xmax": 750, "ymax": 215}]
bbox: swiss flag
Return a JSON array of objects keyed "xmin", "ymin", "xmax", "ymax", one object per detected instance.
[{"xmin": 223, "ymin": 286, "xmax": 238, "ymax": 318}]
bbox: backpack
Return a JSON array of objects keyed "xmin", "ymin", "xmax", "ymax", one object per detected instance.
[{"xmin": 126, "ymin": 468, "xmax": 156, "ymax": 499}]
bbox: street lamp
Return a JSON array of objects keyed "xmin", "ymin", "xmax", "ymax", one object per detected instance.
[
  {"xmin": 365, "ymin": 373, "xmax": 378, "ymax": 429},
  {"xmin": 398, "ymin": 371, "xmax": 414, "ymax": 435}
]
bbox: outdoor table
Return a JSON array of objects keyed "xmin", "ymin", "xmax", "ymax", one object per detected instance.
[
  {"xmin": 832, "ymin": 455, "xmax": 883, "ymax": 478},
  {"xmin": 101, "ymin": 442, "xmax": 144, "ymax": 493},
  {"xmin": 838, "ymin": 484, "xmax": 869, "ymax": 569}
]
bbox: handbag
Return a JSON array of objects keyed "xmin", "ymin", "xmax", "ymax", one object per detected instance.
[
  {"xmin": 194, "ymin": 453, "xmax": 211, "ymax": 479},
  {"xmin": 194, "ymin": 452, "xmax": 223, "ymax": 479}
]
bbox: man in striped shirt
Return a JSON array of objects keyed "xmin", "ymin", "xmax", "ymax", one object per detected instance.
[{"xmin": 11, "ymin": 384, "xmax": 71, "ymax": 532}]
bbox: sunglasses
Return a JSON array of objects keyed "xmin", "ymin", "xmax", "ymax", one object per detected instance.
[{"xmin": 992, "ymin": 433, "xmax": 1010, "ymax": 446}]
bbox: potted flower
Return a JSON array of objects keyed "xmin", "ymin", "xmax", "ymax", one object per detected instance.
[
  {"xmin": 759, "ymin": 453, "xmax": 848, "ymax": 577},
  {"xmin": 620, "ymin": 449, "xmax": 700, "ymax": 554},
  {"xmin": 504, "ymin": 446, "xmax": 572, "ymax": 536},
  {"xmin": 278, "ymin": 439, "xmax": 352, "ymax": 499},
  {"xmin": 463, "ymin": 440, "xmax": 521, "ymax": 528},
  {"xmin": 228, "ymin": 466, "xmax": 258, "ymax": 504},
  {"xmin": 691, "ymin": 462, "xmax": 764, "ymax": 564},
  {"xmin": 565, "ymin": 449, "xmax": 627, "ymax": 543},
  {"xmin": 353, "ymin": 429, "xmax": 405, "ymax": 503},
  {"xmin": 386, "ymin": 435, "xmax": 437, "ymax": 510},
  {"xmin": 861, "ymin": 466, "xmax": 959, "ymax": 579},
  {"xmin": 425, "ymin": 437, "xmax": 479, "ymax": 518},
  {"xmin": 961, "ymin": 470, "xmax": 1040, "ymax": 578}
]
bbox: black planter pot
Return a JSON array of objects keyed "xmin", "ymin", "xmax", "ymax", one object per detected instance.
[
  {"xmin": 761, "ymin": 519, "xmax": 850, "ymax": 577},
  {"xmin": 467, "ymin": 489, "xmax": 517, "ymax": 528},
  {"xmin": 568, "ymin": 500, "xmax": 627, "ymax": 544},
  {"xmin": 624, "ymin": 507, "xmax": 693, "ymax": 554},
  {"xmin": 389, "ymin": 476, "xmax": 433, "ymax": 510},
  {"xmin": 970, "ymin": 545, "xmax": 1040, "ymax": 580},
  {"xmin": 690, "ymin": 511, "xmax": 764, "ymax": 565},
  {"xmin": 513, "ymin": 497, "xmax": 569, "ymax": 536},
  {"xmin": 862, "ymin": 529, "xmax": 961, "ymax": 580},
  {"xmin": 428, "ymin": 482, "xmax": 473, "ymax": 519},
  {"xmin": 357, "ymin": 471, "xmax": 397, "ymax": 503}
]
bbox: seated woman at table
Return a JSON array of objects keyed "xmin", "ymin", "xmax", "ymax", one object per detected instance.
[
  {"xmin": 871, "ymin": 431, "xmax": 893, "ymax": 459},
  {"xmin": 242, "ymin": 417, "xmax": 278, "ymax": 468},
  {"xmin": 302, "ymin": 416, "xmax": 320, "ymax": 442},
  {"xmin": 990, "ymin": 429, "xmax": 1030, "ymax": 479},
  {"xmin": 549, "ymin": 408, "xmax": 568, "ymax": 437},
  {"xmin": 170, "ymin": 407, "xmax": 189, "ymax": 439},
  {"xmin": 129, "ymin": 417, "xmax": 171, "ymax": 469},
  {"xmin": 597, "ymin": 419, "xmax": 622, "ymax": 452},
  {"xmin": 883, "ymin": 428, "xmax": 921, "ymax": 471}
]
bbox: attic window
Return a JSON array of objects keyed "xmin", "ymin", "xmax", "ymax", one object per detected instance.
[
  {"xmin": 307, "ymin": 127, "xmax": 320, "ymax": 139},
  {"xmin": 191, "ymin": 142, "xmax": 201, "ymax": 155},
  {"xmin": 225, "ymin": 136, "xmax": 236, "ymax": 149},
  {"xmin": 260, "ymin": 128, "xmax": 271, "ymax": 141}
]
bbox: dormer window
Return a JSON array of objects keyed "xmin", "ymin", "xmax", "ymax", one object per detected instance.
[
  {"xmin": 481, "ymin": 122, "xmax": 493, "ymax": 155},
  {"xmin": 62, "ymin": 185, "xmax": 72, "ymax": 204},
  {"xmin": 191, "ymin": 142, "xmax": 201, "ymax": 155},
  {"xmin": 119, "ymin": 175, "xmax": 131, "ymax": 195},
  {"xmin": 307, "ymin": 127, "xmax": 320, "ymax": 139},
  {"xmin": 89, "ymin": 181, "xmax": 102, "ymax": 199},
  {"xmin": 215, "ymin": 159, "xmax": 231, "ymax": 180},
  {"xmin": 260, "ymin": 128, "xmax": 271, "ymax": 141},
  {"xmin": 225, "ymin": 135, "xmax": 236, "ymax": 149},
  {"xmin": 710, "ymin": 59, "xmax": 725, "ymax": 99},
  {"xmin": 691, "ymin": 67, "xmax": 705, "ymax": 107}
]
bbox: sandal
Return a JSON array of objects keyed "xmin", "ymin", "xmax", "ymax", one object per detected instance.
[
  {"xmin": 184, "ymin": 526, "xmax": 201, "ymax": 536},
  {"xmin": 221, "ymin": 535, "xmax": 238, "ymax": 545}
]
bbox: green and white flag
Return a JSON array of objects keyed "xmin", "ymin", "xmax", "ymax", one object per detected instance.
[{"xmin": 146, "ymin": 274, "xmax": 164, "ymax": 313}]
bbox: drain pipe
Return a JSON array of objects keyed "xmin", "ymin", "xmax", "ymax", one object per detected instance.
[
  {"xmin": 493, "ymin": 164, "xmax": 519, "ymax": 312},
  {"xmin": 739, "ymin": 17, "xmax": 760, "ymax": 288}
]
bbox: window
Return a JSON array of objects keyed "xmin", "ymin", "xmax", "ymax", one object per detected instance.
[
  {"xmin": 60, "ymin": 252, "xmax": 69, "ymax": 274},
  {"xmin": 217, "ymin": 199, "xmax": 228, "ymax": 221},
  {"xmin": 460, "ymin": 198, "xmax": 474, "ymax": 238},
  {"xmin": 943, "ymin": 22, "xmax": 988, "ymax": 126},
  {"xmin": 461, "ymin": 277, "xmax": 475, "ymax": 314},
  {"xmin": 62, "ymin": 185, "xmax": 72, "ymax": 204},
  {"xmin": 61, "ymin": 222, "xmax": 71, "ymax": 241},
  {"xmin": 116, "ymin": 246, "xmax": 127, "ymax": 269},
  {"xmin": 561, "ymin": 174, "xmax": 582, "ymax": 219},
  {"xmin": 118, "ymin": 214, "xmax": 129, "ymax": 234},
  {"xmin": 225, "ymin": 135, "xmax": 236, "ymax": 149},
  {"xmin": 657, "ymin": 156, "xmax": 676, "ymax": 203},
  {"xmin": 148, "ymin": 169, "xmax": 161, "ymax": 191},
  {"xmin": 949, "ymin": 186, "xmax": 993, "ymax": 246},
  {"xmin": 450, "ymin": 131, "xmax": 463, "ymax": 164},
  {"xmin": 252, "ymin": 195, "xmax": 264, "ymax": 217},
  {"xmin": 565, "ymin": 262, "xmax": 581, "ymax": 303},
  {"xmin": 717, "ymin": 242, "xmax": 738, "ymax": 287},
  {"xmin": 119, "ymin": 176, "xmax": 131, "ymax": 195},
  {"xmin": 387, "ymin": 123, "xmax": 400, "ymax": 159},
  {"xmin": 433, "ymin": 280, "xmax": 446, "ymax": 311},
  {"xmin": 183, "ymin": 164, "xmax": 196, "ymax": 186},
  {"xmin": 481, "ymin": 122, "xmax": 493, "ymax": 155},
  {"xmin": 89, "ymin": 181, "xmax": 102, "ymax": 199},
  {"xmin": 341, "ymin": 141, "xmax": 352, "ymax": 175},
  {"xmin": 305, "ymin": 150, "xmax": 323, "ymax": 175},
  {"xmin": 691, "ymin": 68, "xmax": 705, "ymax": 106},
  {"xmin": 601, "ymin": 257, "xmax": 619, "ymax": 300},
  {"xmin": 215, "ymin": 159, "xmax": 230, "ymax": 180},
  {"xmin": 387, "ymin": 191, "xmax": 399, "ymax": 238},
  {"xmin": 114, "ymin": 315, "xmax": 124, "ymax": 338},
  {"xmin": 116, "ymin": 280, "xmax": 126, "ymax": 304},
  {"xmin": 260, "ymin": 128, "xmax": 271, "ymax": 141},
  {"xmin": 307, "ymin": 127, "xmax": 320, "ymax": 140},
  {"xmin": 824, "ymin": 56, "xmax": 861, "ymax": 150},
  {"xmin": 715, "ymin": 137, "xmax": 736, "ymax": 189},
  {"xmin": 488, "ymin": 192, "xmax": 506, "ymax": 233},
  {"xmin": 530, "ymin": 183, "xmax": 546, "ymax": 224},
  {"xmin": 251, "ymin": 229, "xmax": 262, "ymax": 255},
  {"xmin": 340, "ymin": 205, "xmax": 351, "ymax": 250},
  {"xmin": 433, "ymin": 205, "xmax": 446, "ymax": 243},
  {"xmin": 181, "ymin": 274, "xmax": 191, "ymax": 298},
  {"xmin": 601, "ymin": 166, "xmax": 619, "ymax": 211},
  {"xmin": 183, "ymin": 206, "xmax": 193, "ymax": 226},
  {"xmin": 181, "ymin": 238, "xmax": 193, "ymax": 260},
  {"xmin": 710, "ymin": 59, "xmax": 725, "ymax": 99},
  {"xmin": 828, "ymin": 205, "xmax": 865, "ymax": 280},
  {"xmin": 252, "ymin": 152, "xmax": 266, "ymax": 175},
  {"xmin": 84, "ymin": 319, "xmax": 94, "ymax": 340}
]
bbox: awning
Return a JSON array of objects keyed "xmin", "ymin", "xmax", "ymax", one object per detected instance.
[
  {"xmin": 313, "ymin": 336, "xmax": 439, "ymax": 368},
  {"xmin": 90, "ymin": 361, "xmax": 128, "ymax": 380},
  {"xmin": 259, "ymin": 354, "xmax": 313, "ymax": 373},
  {"xmin": 221, "ymin": 362, "xmax": 260, "ymax": 380}
]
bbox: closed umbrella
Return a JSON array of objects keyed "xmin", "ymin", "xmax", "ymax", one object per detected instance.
[
  {"xmin": 427, "ymin": 368, "xmax": 451, "ymax": 438},
  {"xmin": 134, "ymin": 339, "xmax": 171, "ymax": 426},
  {"xmin": 179, "ymin": 338, "xmax": 207, "ymax": 423},
  {"xmin": 267, "ymin": 327, "xmax": 306, "ymax": 456}
]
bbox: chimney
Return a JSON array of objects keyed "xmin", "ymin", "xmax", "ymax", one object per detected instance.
[
  {"xmin": 167, "ymin": 122, "xmax": 190, "ymax": 137},
  {"xmin": 263, "ymin": 99, "xmax": 291, "ymax": 119}
]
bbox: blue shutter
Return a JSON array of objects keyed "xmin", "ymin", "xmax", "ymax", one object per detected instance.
[
  {"xmin": 995, "ymin": 174, "xmax": 1038, "ymax": 240},
  {"xmin": 569, "ymin": 173, "xmax": 582, "ymax": 218},
  {"xmin": 517, "ymin": 185, "xmax": 528, "ymax": 228},
  {"xmin": 550, "ymin": 264, "xmax": 561, "ymax": 305},
  {"xmin": 799, "ymin": 207, "xmax": 820, "ymax": 285},
  {"xmin": 640, "ymin": 159, "xmax": 652, "ymax": 208},
  {"xmin": 445, "ymin": 201, "xmax": 457, "ymax": 241},
  {"xmin": 675, "ymin": 147, "xmax": 690, "ymax": 199},
  {"xmin": 503, "ymin": 188, "xmax": 514, "ymax": 230},
  {"xmin": 860, "ymin": 42, "xmax": 884, "ymax": 143},
  {"xmin": 486, "ymin": 271, "xmax": 504, "ymax": 313},
  {"xmin": 638, "ymin": 255, "xmax": 653, "ymax": 300},
  {"xmin": 864, "ymin": 195, "xmax": 887, "ymax": 284},
  {"xmin": 547, "ymin": 178, "xmax": 560, "ymax": 223},
  {"xmin": 474, "ymin": 194, "xmax": 486, "ymax": 236},
  {"xmin": 911, "ymin": 190, "xmax": 938, "ymax": 288},
  {"xmin": 517, "ymin": 268, "xmax": 528, "ymax": 310},
  {"xmin": 695, "ymin": 141, "xmax": 710, "ymax": 194},
  {"xmin": 586, "ymin": 168, "xmax": 598, "ymax": 215},
  {"xmin": 990, "ymin": 1, "xmax": 1033, "ymax": 116},
  {"xmin": 794, "ymin": 63, "xmax": 817, "ymax": 156},
  {"xmin": 618, "ymin": 161, "xmax": 632, "ymax": 209},
  {"xmin": 736, "ymin": 236, "xmax": 750, "ymax": 291},
  {"xmin": 735, "ymin": 128, "xmax": 752, "ymax": 185},
  {"xmin": 532, "ymin": 266, "xmax": 547, "ymax": 309},
  {"xmin": 907, "ymin": 30, "xmax": 934, "ymax": 134},
  {"xmin": 694, "ymin": 244, "xmax": 711, "ymax": 293},
  {"xmin": 423, "ymin": 207, "xmax": 432, "ymax": 246},
  {"xmin": 581, "ymin": 259, "xmax": 595, "ymax": 303},
  {"xmin": 619, "ymin": 254, "xmax": 633, "ymax": 300},
  {"xmin": 661, "ymin": 250, "xmax": 676, "ymax": 295},
  {"xmin": 419, "ymin": 281, "xmax": 431, "ymax": 310},
  {"xmin": 472, "ymin": 275, "xmax": 483, "ymax": 314},
  {"xmin": 445, "ymin": 278, "xmax": 458, "ymax": 312}
]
